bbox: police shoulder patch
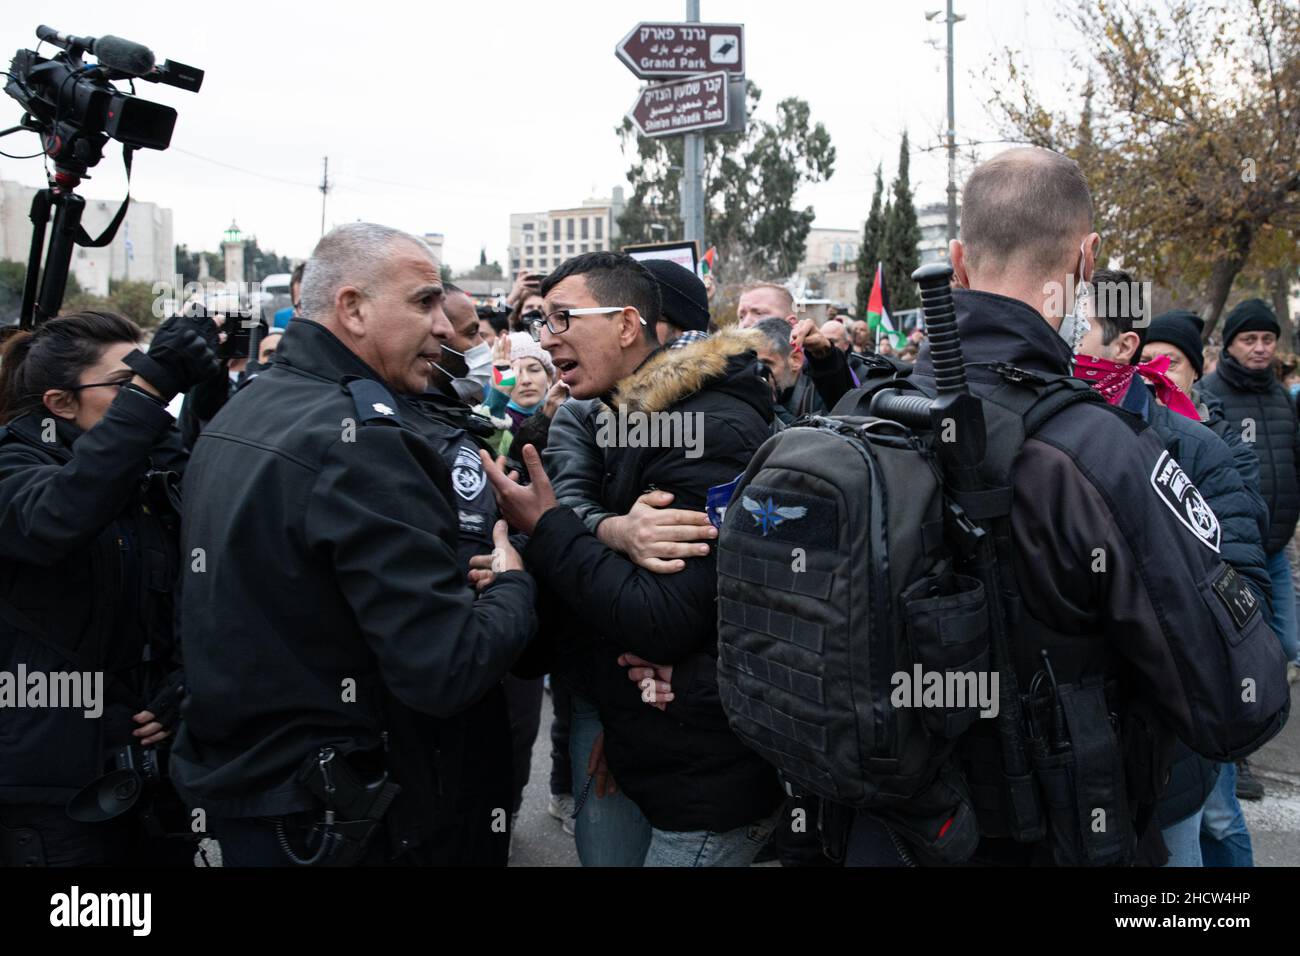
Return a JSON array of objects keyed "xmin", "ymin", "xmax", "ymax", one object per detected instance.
[
  {"xmin": 1149, "ymin": 450, "xmax": 1221, "ymax": 553},
  {"xmin": 452, "ymin": 444, "xmax": 487, "ymax": 502},
  {"xmin": 343, "ymin": 377, "xmax": 403, "ymax": 426}
]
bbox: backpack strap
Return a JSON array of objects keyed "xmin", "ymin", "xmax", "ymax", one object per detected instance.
[{"xmin": 935, "ymin": 365, "xmax": 1105, "ymax": 844}]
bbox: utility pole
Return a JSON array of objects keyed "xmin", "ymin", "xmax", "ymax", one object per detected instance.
[
  {"xmin": 680, "ymin": 0, "xmax": 705, "ymax": 250},
  {"xmin": 942, "ymin": 2, "xmax": 964, "ymax": 243},
  {"xmin": 319, "ymin": 156, "xmax": 331, "ymax": 238}
]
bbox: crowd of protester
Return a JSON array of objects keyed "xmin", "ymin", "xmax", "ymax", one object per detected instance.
[{"xmin": 0, "ymin": 145, "xmax": 1293, "ymax": 868}]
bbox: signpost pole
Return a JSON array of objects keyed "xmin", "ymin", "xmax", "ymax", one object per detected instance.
[{"xmin": 681, "ymin": 0, "xmax": 705, "ymax": 250}]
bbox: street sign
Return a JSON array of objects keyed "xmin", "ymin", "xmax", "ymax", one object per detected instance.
[
  {"xmin": 615, "ymin": 22, "xmax": 745, "ymax": 79},
  {"xmin": 626, "ymin": 71, "xmax": 729, "ymax": 138}
]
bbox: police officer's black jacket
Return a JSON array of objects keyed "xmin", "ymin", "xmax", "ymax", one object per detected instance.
[
  {"xmin": 170, "ymin": 318, "xmax": 537, "ymax": 819},
  {"xmin": 526, "ymin": 328, "xmax": 784, "ymax": 833},
  {"xmin": 1200, "ymin": 353, "xmax": 1300, "ymax": 555},
  {"xmin": 0, "ymin": 391, "xmax": 185, "ymax": 806},
  {"xmin": 404, "ymin": 388, "xmax": 515, "ymax": 865},
  {"xmin": 910, "ymin": 290, "xmax": 1288, "ymax": 769},
  {"xmin": 1131, "ymin": 384, "xmax": 1271, "ymax": 607},
  {"xmin": 1119, "ymin": 381, "xmax": 1268, "ymax": 829}
]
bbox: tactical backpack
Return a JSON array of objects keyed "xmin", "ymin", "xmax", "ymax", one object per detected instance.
[{"xmin": 715, "ymin": 266, "xmax": 1112, "ymax": 865}]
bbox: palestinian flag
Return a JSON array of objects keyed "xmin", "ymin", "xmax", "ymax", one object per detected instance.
[
  {"xmin": 866, "ymin": 262, "xmax": 906, "ymax": 350},
  {"xmin": 699, "ymin": 246, "xmax": 716, "ymax": 277},
  {"xmin": 493, "ymin": 365, "xmax": 516, "ymax": 389}
]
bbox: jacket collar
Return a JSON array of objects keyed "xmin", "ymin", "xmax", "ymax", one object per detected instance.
[
  {"xmin": 612, "ymin": 327, "xmax": 769, "ymax": 416},
  {"xmin": 4, "ymin": 412, "xmax": 80, "ymax": 461},
  {"xmin": 1214, "ymin": 352, "xmax": 1276, "ymax": 393},
  {"xmin": 913, "ymin": 289, "xmax": 1075, "ymax": 379},
  {"xmin": 274, "ymin": 318, "xmax": 396, "ymax": 389}
]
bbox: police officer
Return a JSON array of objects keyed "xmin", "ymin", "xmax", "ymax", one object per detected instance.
[
  {"xmin": 0, "ymin": 309, "xmax": 217, "ymax": 866},
  {"xmin": 407, "ymin": 284, "xmax": 517, "ymax": 866},
  {"xmin": 845, "ymin": 148, "xmax": 1289, "ymax": 866},
  {"xmin": 171, "ymin": 223, "xmax": 537, "ymax": 866}
]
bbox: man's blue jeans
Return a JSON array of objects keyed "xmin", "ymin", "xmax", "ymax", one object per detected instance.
[
  {"xmin": 1161, "ymin": 808, "xmax": 1204, "ymax": 866},
  {"xmin": 1266, "ymin": 549, "xmax": 1300, "ymax": 662},
  {"xmin": 567, "ymin": 693, "xmax": 779, "ymax": 867},
  {"xmin": 642, "ymin": 810, "xmax": 781, "ymax": 867},
  {"xmin": 1162, "ymin": 763, "xmax": 1253, "ymax": 867},
  {"xmin": 568, "ymin": 694, "xmax": 651, "ymax": 866},
  {"xmin": 1199, "ymin": 761, "xmax": 1254, "ymax": 867}
]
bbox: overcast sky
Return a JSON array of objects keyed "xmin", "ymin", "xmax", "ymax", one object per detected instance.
[{"xmin": 0, "ymin": 0, "xmax": 1085, "ymax": 274}]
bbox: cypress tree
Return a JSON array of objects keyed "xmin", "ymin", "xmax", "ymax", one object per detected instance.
[
  {"xmin": 855, "ymin": 164, "xmax": 886, "ymax": 317},
  {"xmin": 883, "ymin": 132, "xmax": 921, "ymax": 312}
]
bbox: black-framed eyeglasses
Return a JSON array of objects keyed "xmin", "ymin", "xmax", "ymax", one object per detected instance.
[
  {"xmin": 67, "ymin": 378, "xmax": 131, "ymax": 392},
  {"xmin": 526, "ymin": 306, "xmax": 644, "ymax": 342}
]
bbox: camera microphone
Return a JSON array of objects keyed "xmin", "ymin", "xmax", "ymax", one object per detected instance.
[{"xmin": 35, "ymin": 25, "xmax": 156, "ymax": 76}]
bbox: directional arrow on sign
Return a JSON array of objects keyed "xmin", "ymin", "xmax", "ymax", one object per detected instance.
[
  {"xmin": 626, "ymin": 71, "xmax": 730, "ymax": 139},
  {"xmin": 615, "ymin": 22, "xmax": 745, "ymax": 80}
]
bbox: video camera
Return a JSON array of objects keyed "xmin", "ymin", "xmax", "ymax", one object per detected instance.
[
  {"xmin": 3, "ymin": 26, "xmax": 203, "ymax": 327},
  {"xmin": 5, "ymin": 26, "xmax": 202, "ymax": 176}
]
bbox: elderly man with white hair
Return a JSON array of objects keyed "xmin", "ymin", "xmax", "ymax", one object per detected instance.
[{"xmin": 171, "ymin": 223, "xmax": 538, "ymax": 867}]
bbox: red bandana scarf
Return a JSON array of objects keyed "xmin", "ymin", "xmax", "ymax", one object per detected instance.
[{"xmin": 1072, "ymin": 352, "xmax": 1200, "ymax": 421}]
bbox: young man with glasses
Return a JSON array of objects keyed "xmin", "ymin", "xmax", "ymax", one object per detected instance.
[{"xmin": 483, "ymin": 251, "xmax": 784, "ymax": 866}]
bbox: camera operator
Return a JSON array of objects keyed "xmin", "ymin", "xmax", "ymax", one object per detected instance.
[
  {"xmin": 507, "ymin": 270, "xmax": 548, "ymax": 333},
  {"xmin": 171, "ymin": 223, "xmax": 537, "ymax": 867},
  {"xmin": 0, "ymin": 309, "xmax": 219, "ymax": 866},
  {"xmin": 175, "ymin": 310, "xmax": 270, "ymax": 449}
]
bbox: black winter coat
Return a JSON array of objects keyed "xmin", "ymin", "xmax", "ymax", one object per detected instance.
[
  {"xmin": 170, "ymin": 319, "xmax": 537, "ymax": 820},
  {"xmin": 0, "ymin": 392, "xmax": 186, "ymax": 806},
  {"xmin": 1201, "ymin": 354, "xmax": 1300, "ymax": 554},
  {"xmin": 1130, "ymin": 384, "xmax": 1268, "ymax": 828},
  {"xmin": 908, "ymin": 291, "xmax": 1287, "ymax": 764},
  {"xmin": 526, "ymin": 329, "xmax": 784, "ymax": 832},
  {"xmin": 546, "ymin": 398, "xmax": 615, "ymax": 535},
  {"xmin": 1139, "ymin": 386, "xmax": 1271, "ymax": 607}
]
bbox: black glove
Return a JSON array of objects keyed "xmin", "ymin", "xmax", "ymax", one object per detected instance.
[
  {"xmin": 143, "ymin": 670, "xmax": 185, "ymax": 734},
  {"xmin": 122, "ymin": 314, "xmax": 221, "ymax": 402}
]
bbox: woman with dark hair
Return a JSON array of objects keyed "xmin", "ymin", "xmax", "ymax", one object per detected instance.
[
  {"xmin": 505, "ymin": 269, "xmax": 548, "ymax": 333},
  {"xmin": 0, "ymin": 310, "xmax": 218, "ymax": 866},
  {"xmin": 508, "ymin": 290, "xmax": 548, "ymax": 334}
]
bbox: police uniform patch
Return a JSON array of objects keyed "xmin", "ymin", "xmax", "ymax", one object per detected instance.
[
  {"xmin": 452, "ymin": 444, "xmax": 487, "ymax": 502},
  {"xmin": 1149, "ymin": 450, "xmax": 1221, "ymax": 553},
  {"xmin": 1212, "ymin": 564, "xmax": 1260, "ymax": 629}
]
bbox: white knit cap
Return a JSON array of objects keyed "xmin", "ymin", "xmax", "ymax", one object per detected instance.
[{"xmin": 508, "ymin": 332, "xmax": 554, "ymax": 377}]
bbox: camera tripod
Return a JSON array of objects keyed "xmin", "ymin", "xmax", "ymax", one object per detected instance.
[{"xmin": 19, "ymin": 151, "xmax": 133, "ymax": 329}]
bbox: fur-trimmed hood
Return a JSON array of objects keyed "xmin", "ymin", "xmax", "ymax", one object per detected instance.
[{"xmin": 612, "ymin": 327, "xmax": 766, "ymax": 415}]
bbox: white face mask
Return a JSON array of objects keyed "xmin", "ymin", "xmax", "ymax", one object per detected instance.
[
  {"xmin": 462, "ymin": 343, "xmax": 491, "ymax": 387},
  {"xmin": 463, "ymin": 341, "xmax": 493, "ymax": 391},
  {"xmin": 1059, "ymin": 239, "xmax": 1093, "ymax": 366}
]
